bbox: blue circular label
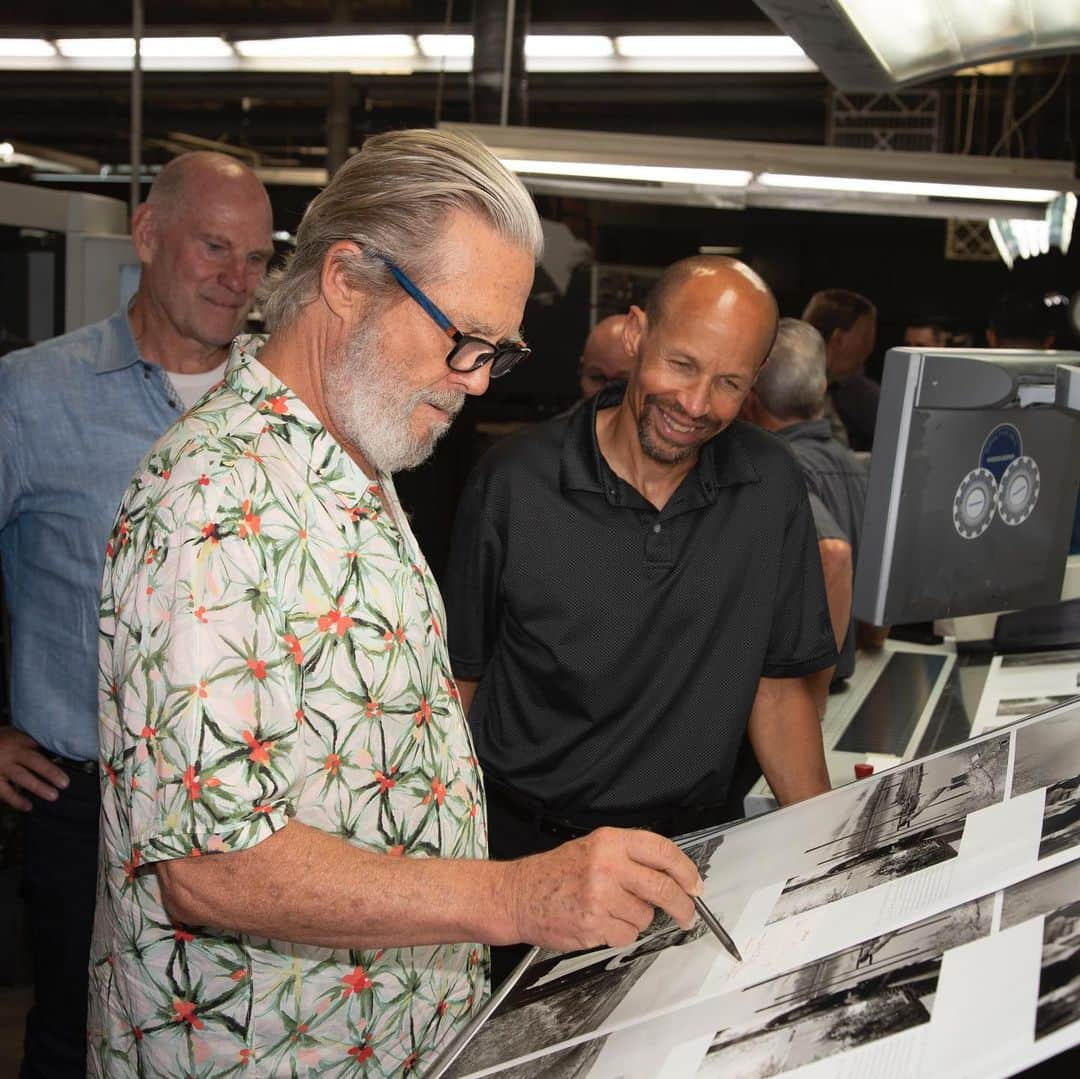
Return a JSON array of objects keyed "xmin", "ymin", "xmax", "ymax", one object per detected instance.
[{"xmin": 979, "ymin": 423, "xmax": 1023, "ymax": 482}]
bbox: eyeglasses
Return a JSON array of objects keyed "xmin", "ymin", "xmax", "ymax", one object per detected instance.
[{"xmin": 377, "ymin": 255, "xmax": 531, "ymax": 379}]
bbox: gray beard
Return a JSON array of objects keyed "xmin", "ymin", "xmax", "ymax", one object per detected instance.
[{"xmin": 322, "ymin": 317, "xmax": 464, "ymax": 474}]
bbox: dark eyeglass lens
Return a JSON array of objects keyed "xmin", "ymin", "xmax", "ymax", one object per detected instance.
[
  {"xmin": 490, "ymin": 347, "xmax": 528, "ymax": 378},
  {"xmin": 449, "ymin": 339, "xmax": 495, "ymax": 372}
]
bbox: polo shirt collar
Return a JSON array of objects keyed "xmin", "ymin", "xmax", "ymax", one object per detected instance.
[
  {"xmin": 94, "ymin": 307, "xmax": 146, "ymax": 374},
  {"xmin": 560, "ymin": 380, "xmax": 760, "ymax": 505},
  {"xmin": 776, "ymin": 417, "xmax": 834, "ymax": 444}
]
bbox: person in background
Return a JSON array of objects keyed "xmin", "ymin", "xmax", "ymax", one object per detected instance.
[
  {"xmin": 578, "ymin": 313, "xmax": 632, "ymax": 398},
  {"xmin": 902, "ymin": 319, "xmax": 950, "ymax": 349},
  {"xmin": 88, "ymin": 129, "xmax": 701, "ymax": 1078},
  {"xmin": 0, "ymin": 151, "xmax": 273, "ymax": 1079},
  {"xmin": 742, "ymin": 318, "xmax": 887, "ymax": 712},
  {"xmin": 802, "ymin": 287, "xmax": 879, "ymax": 451},
  {"xmin": 444, "ymin": 256, "xmax": 836, "ymax": 983}
]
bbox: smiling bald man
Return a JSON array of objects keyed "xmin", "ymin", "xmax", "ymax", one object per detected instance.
[{"xmin": 444, "ymin": 255, "xmax": 836, "ymax": 982}]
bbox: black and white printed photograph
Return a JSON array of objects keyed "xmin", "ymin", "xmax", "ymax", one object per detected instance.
[
  {"xmin": 1011, "ymin": 708, "xmax": 1080, "ymax": 861},
  {"xmin": 442, "ymin": 834, "xmax": 726, "ymax": 1078},
  {"xmin": 698, "ymin": 898, "xmax": 993, "ymax": 1079},
  {"xmin": 767, "ymin": 736, "xmax": 1010, "ymax": 924},
  {"xmin": 1001, "ymin": 651, "xmax": 1080, "ymax": 670},
  {"xmin": 1035, "ymin": 900, "xmax": 1080, "ymax": 1041},
  {"xmin": 994, "ymin": 694, "xmax": 1078, "ymax": 721},
  {"xmin": 1001, "ymin": 859, "xmax": 1080, "ymax": 930}
]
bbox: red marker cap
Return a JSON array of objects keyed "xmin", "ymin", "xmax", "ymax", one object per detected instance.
[{"xmin": 854, "ymin": 762, "xmax": 875, "ymax": 779}]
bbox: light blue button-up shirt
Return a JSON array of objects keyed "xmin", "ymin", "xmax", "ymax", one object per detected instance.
[{"xmin": 0, "ymin": 309, "xmax": 183, "ymax": 760}]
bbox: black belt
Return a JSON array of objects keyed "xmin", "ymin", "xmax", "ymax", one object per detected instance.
[{"xmin": 48, "ymin": 754, "xmax": 98, "ymax": 775}]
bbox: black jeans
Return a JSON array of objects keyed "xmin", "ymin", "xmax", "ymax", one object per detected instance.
[{"xmin": 19, "ymin": 762, "xmax": 100, "ymax": 1079}]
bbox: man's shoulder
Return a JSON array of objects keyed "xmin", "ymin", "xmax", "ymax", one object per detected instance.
[
  {"xmin": 0, "ymin": 313, "xmax": 123, "ymax": 385},
  {"xmin": 727, "ymin": 419, "xmax": 803, "ymax": 477},
  {"xmin": 473, "ymin": 409, "xmax": 571, "ymax": 478}
]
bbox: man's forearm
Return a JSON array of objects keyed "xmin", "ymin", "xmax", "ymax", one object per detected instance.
[
  {"xmin": 456, "ymin": 677, "xmax": 479, "ymax": 717},
  {"xmin": 747, "ymin": 676, "xmax": 831, "ymax": 805},
  {"xmin": 157, "ymin": 820, "xmax": 516, "ymax": 950}
]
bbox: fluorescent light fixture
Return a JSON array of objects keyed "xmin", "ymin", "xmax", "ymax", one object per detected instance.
[
  {"xmin": 234, "ymin": 35, "xmax": 416, "ymax": 59},
  {"xmin": 757, "ymin": 172, "xmax": 1058, "ymax": 204},
  {"xmin": 615, "ymin": 35, "xmax": 805, "ymax": 58},
  {"xmin": 991, "ymin": 192, "xmax": 1077, "ymax": 269},
  {"xmin": 417, "ymin": 34, "xmax": 474, "ymax": 59},
  {"xmin": 502, "ymin": 158, "xmax": 752, "ymax": 188},
  {"xmin": 0, "ymin": 38, "xmax": 57, "ymax": 57},
  {"xmin": 525, "ymin": 35, "xmax": 614, "ymax": 59},
  {"xmin": 56, "ymin": 37, "xmax": 232, "ymax": 59},
  {"xmin": 832, "ymin": 0, "xmax": 1080, "ymax": 82}
]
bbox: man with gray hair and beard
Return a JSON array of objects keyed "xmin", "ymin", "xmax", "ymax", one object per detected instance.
[{"xmin": 88, "ymin": 129, "xmax": 702, "ymax": 1078}]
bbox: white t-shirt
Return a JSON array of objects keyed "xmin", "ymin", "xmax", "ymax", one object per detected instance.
[{"xmin": 166, "ymin": 360, "xmax": 228, "ymax": 410}]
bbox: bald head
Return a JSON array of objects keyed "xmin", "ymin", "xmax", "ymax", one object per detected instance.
[
  {"xmin": 643, "ymin": 256, "xmax": 778, "ymax": 363},
  {"xmin": 130, "ymin": 152, "xmax": 274, "ymax": 362},
  {"xmin": 579, "ymin": 314, "xmax": 632, "ymax": 398},
  {"xmin": 146, "ymin": 151, "xmax": 271, "ymax": 223}
]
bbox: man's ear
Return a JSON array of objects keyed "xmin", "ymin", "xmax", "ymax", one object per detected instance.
[
  {"xmin": 623, "ymin": 305, "xmax": 646, "ymax": 359},
  {"xmin": 321, "ymin": 240, "xmax": 371, "ymax": 324},
  {"xmin": 130, "ymin": 202, "xmax": 156, "ymax": 265}
]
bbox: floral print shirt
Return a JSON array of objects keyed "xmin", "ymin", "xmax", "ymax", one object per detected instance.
[{"xmin": 89, "ymin": 335, "xmax": 488, "ymax": 1078}]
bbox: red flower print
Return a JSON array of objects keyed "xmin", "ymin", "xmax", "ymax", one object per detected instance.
[
  {"xmin": 325, "ymin": 753, "xmax": 340, "ymax": 775},
  {"xmin": 200, "ymin": 522, "xmax": 221, "ymax": 545},
  {"xmin": 445, "ymin": 677, "xmax": 459, "ymax": 700},
  {"xmin": 140, "ymin": 725, "xmax": 156, "ymax": 740},
  {"xmin": 403, "ymin": 1051, "xmax": 418, "ymax": 1072},
  {"xmin": 341, "ymin": 966, "xmax": 373, "ymax": 997},
  {"xmin": 388, "ymin": 844, "xmax": 404, "ymax": 856},
  {"xmin": 297, "ymin": 528, "xmax": 307, "ymax": 541},
  {"xmin": 123, "ymin": 847, "xmax": 141, "ymax": 882},
  {"xmin": 242, "ymin": 730, "xmax": 271, "ymax": 765},
  {"xmin": 374, "ymin": 770, "xmax": 395, "ymax": 794},
  {"xmin": 413, "ymin": 698, "xmax": 432, "ymax": 726},
  {"xmin": 193, "ymin": 680, "xmax": 208, "ymax": 698},
  {"xmin": 267, "ymin": 395, "xmax": 289, "ymax": 414},
  {"xmin": 246, "ymin": 657, "xmax": 267, "ymax": 680},
  {"xmin": 198, "ymin": 474, "xmax": 210, "ymax": 486},
  {"xmin": 239, "ymin": 499, "xmax": 261, "ymax": 538},
  {"xmin": 132, "ymin": 1027, "xmax": 143, "ymax": 1041},
  {"xmin": 437, "ymin": 1000, "xmax": 448, "ymax": 1016},
  {"xmin": 368, "ymin": 484, "xmax": 383, "ymax": 500},
  {"xmin": 182, "ymin": 765, "xmax": 201, "ymax": 801},
  {"xmin": 193, "ymin": 606, "xmax": 208, "ymax": 624},
  {"xmin": 318, "ymin": 606, "xmax": 354, "ymax": 637},
  {"xmin": 104, "ymin": 762, "xmax": 118, "ymax": 788},
  {"xmin": 172, "ymin": 999, "xmax": 204, "ymax": 1030},
  {"xmin": 173, "ymin": 923, "xmax": 195, "ymax": 943},
  {"xmin": 431, "ymin": 777, "xmax": 446, "ymax": 807},
  {"xmin": 253, "ymin": 803, "xmax": 273, "ymax": 814},
  {"xmin": 239, "ymin": 1048, "xmax": 252, "ymax": 1064},
  {"xmin": 431, "ymin": 615, "xmax": 441, "ymax": 638},
  {"xmin": 295, "ymin": 709, "xmax": 305, "ymax": 725},
  {"xmin": 364, "ymin": 700, "xmax": 381, "ymax": 718},
  {"xmin": 283, "ymin": 634, "xmax": 304, "ymax": 665},
  {"xmin": 383, "ymin": 625, "xmax": 406, "ymax": 650},
  {"xmin": 161, "ymin": 469, "xmax": 171, "ymax": 479},
  {"xmin": 348, "ymin": 1044, "xmax": 373, "ymax": 1062},
  {"xmin": 230, "ymin": 969, "xmax": 247, "ymax": 981}
]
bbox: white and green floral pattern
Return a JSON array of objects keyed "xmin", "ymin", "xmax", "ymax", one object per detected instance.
[{"xmin": 89, "ymin": 335, "xmax": 488, "ymax": 1077}]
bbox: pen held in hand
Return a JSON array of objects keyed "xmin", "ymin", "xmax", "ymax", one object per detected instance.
[{"xmin": 692, "ymin": 895, "xmax": 742, "ymax": 962}]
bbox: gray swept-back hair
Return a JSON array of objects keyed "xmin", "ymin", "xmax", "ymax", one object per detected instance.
[
  {"xmin": 261, "ymin": 128, "xmax": 543, "ymax": 332},
  {"xmin": 755, "ymin": 317, "xmax": 828, "ymax": 420}
]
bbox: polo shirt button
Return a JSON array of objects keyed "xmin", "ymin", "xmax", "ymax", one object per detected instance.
[{"xmin": 653, "ymin": 523, "xmax": 661, "ymax": 533}]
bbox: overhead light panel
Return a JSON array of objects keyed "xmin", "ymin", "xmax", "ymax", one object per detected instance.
[
  {"xmin": 233, "ymin": 35, "xmax": 416, "ymax": 59},
  {"xmin": 56, "ymin": 37, "xmax": 232, "ymax": 59},
  {"xmin": 757, "ymin": 172, "xmax": 1060, "ymax": 204},
  {"xmin": 417, "ymin": 34, "xmax": 474, "ymax": 59},
  {"xmin": 525, "ymin": 36, "xmax": 614, "ymax": 58},
  {"xmin": 503, "ymin": 159, "xmax": 752, "ymax": 189},
  {"xmin": 615, "ymin": 35, "xmax": 805, "ymax": 58},
  {"xmin": 0, "ymin": 38, "xmax": 57, "ymax": 57},
  {"xmin": 991, "ymin": 192, "xmax": 1077, "ymax": 269}
]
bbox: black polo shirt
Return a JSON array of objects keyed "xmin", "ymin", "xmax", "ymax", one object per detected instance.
[{"xmin": 443, "ymin": 382, "xmax": 837, "ymax": 817}]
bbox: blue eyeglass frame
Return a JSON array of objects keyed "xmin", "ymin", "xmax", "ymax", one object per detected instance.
[{"xmin": 376, "ymin": 255, "xmax": 531, "ymax": 379}]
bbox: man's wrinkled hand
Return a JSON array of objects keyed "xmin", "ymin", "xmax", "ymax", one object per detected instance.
[
  {"xmin": 501, "ymin": 827, "xmax": 703, "ymax": 953},
  {"xmin": 0, "ymin": 728, "xmax": 69, "ymax": 811}
]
